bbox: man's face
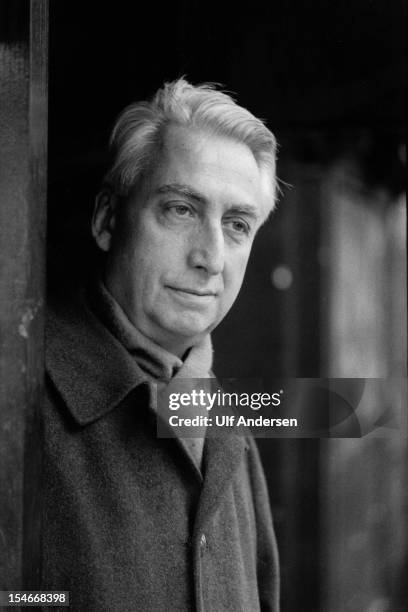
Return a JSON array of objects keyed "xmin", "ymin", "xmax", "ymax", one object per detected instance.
[{"xmin": 103, "ymin": 124, "xmax": 267, "ymax": 355}]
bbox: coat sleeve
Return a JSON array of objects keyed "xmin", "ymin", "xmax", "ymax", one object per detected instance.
[{"xmin": 247, "ymin": 437, "xmax": 280, "ymax": 612}]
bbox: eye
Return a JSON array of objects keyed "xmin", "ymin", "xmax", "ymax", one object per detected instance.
[
  {"xmin": 167, "ymin": 203, "xmax": 194, "ymax": 218},
  {"xmin": 224, "ymin": 218, "xmax": 250, "ymax": 235},
  {"xmin": 174, "ymin": 205, "xmax": 191, "ymax": 216}
]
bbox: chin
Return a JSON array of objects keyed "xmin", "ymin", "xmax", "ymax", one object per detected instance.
[{"xmin": 161, "ymin": 313, "xmax": 214, "ymax": 341}]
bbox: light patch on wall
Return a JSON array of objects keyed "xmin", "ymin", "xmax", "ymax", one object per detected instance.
[{"xmin": 271, "ymin": 265, "xmax": 293, "ymax": 290}]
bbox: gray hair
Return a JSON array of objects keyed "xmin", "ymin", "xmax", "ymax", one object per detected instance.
[{"xmin": 104, "ymin": 78, "xmax": 278, "ymax": 215}]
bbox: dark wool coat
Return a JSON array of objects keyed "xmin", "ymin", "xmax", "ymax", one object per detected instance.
[{"xmin": 42, "ymin": 296, "xmax": 280, "ymax": 612}]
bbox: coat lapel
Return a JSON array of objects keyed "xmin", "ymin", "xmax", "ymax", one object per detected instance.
[{"xmin": 194, "ymin": 430, "xmax": 249, "ymax": 530}]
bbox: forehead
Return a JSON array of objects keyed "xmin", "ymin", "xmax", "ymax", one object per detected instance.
[{"xmin": 149, "ymin": 125, "xmax": 267, "ymax": 216}]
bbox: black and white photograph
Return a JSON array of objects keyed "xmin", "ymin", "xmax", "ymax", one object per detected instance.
[{"xmin": 0, "ymin": 1, "xmax": 406, "ymax": 611}]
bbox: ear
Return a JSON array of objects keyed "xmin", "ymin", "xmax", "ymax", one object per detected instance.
[{"xmin": 92, "ymin": 188, "xmax": 118, "ymax": 252}]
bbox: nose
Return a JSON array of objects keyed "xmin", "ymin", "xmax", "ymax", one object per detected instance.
[{"xmin": 188, "ymin": 222, "xmax": 225, "ymax": 275}]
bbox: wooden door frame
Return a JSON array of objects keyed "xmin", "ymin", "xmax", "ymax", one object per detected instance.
[{"xmin": 0, "ymin": 0, "xmax": 48, "ymax": 590}]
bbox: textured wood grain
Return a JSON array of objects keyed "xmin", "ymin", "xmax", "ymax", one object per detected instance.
[{"xmin": 0, "ymin": 0, "xmax": 48, "ymax": 590}]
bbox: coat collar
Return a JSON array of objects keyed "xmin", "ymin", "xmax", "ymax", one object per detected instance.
[
  {"xmin": 46, "ymin": 292, "xmax": 250, "ymax": 498},
  {"xmin": 46, "ymin": 293, "xmax": 148, "ymax": 426}
]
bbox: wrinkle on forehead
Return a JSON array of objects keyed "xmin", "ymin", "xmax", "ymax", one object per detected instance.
[{"xmin": 158, "ymin": 124, "xmax": 272, "ymax": 219}]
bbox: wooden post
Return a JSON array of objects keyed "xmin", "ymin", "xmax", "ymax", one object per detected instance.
[{"xmin": 0, "ymin": 0, "xmax": 48, "ymax": 590}]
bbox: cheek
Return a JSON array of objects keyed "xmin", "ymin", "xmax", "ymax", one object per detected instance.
[
  {"xmin": 139, "ymin": 243, "xmax": 177, "ymax": 290},
  {"xmin": 126, "ymin": 225, "xmax": 164, "ymax": 275},
  {"xmin": 139, "ymin": 218, "xmax": 187, "ymax": 265},
  {"xmin": 134, "ymin": 254, "xmax": 163, "ymax": 303}
]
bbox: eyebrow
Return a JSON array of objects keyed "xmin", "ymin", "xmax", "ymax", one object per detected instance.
[
  {"xmin": 155, "ymin": 182, "xmax": 260, "ymax": 221},
  {"xmin": 155, "ymin": 183, "xmax": 207, "ymax": 205}
]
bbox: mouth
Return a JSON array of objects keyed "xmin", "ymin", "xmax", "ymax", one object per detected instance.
[
  {"xmin": 166, "ymin": 286, "xmax": 218, "ymax": 305},
  {"xmin": 168, "ymin": 286, "xmax": 217, "ymax": 297}
]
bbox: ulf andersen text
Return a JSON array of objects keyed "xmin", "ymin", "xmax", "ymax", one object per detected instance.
[{"xmin": 168, "ymin": 415, "xmax": 298, "ymax": 428}]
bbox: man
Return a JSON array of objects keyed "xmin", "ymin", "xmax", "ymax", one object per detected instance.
[{"xmin": 44, "ymin": 78, "xmax": 280, "ymax": 611}]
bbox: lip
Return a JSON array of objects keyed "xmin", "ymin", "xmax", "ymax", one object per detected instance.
[
  {"xmin": 166, "ymin": 286, "xmax": 218, "ymax": 306},
  {"xmin": 168, "ymin": 286, "xmax": 218, "ymax": 297}
]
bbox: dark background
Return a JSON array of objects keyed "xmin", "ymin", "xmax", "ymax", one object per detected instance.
[
  {"xmin": 47, "ymin": 2, "xmax": 406, "ymax": 610},
  {"xmin": 48, "ymin": 0, "xmax": 405, "ymax": 378}
]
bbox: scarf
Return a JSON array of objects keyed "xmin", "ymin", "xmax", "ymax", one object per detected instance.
[{"xmin": 86, "ymin": 277, "xmax": 213, "ymax": 469}]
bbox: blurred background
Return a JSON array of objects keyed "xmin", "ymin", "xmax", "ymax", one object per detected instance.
[{"xmin": 37, "ymin": 0, "xmax": 408, "ymax": 610}]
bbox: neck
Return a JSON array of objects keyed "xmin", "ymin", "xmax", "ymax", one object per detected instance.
[{"xmin": 144, "ymin": 329, "xmax": 203, "ymax": 359}]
